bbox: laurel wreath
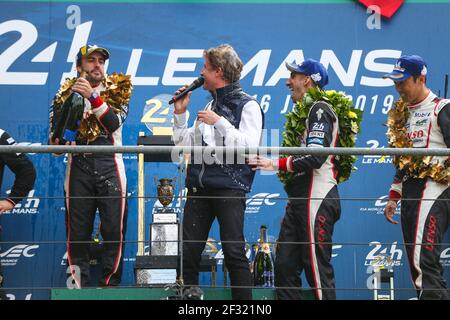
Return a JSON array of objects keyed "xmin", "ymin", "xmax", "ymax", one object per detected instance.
[
  {"xmin": 386, "ymin": 99, "xmax": 450, "ymax": 185},
  {"xmin": 53, "ymin": 72, "xmax": 132, "ymax": 142},
  {"xmin": 278, "ymin": 88, "xmax": 363, "ymax": 193}
]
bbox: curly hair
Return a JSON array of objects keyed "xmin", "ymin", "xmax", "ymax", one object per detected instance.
[{"xmin": 204, "ymin": 44, "xmax": 243, "ymax": 83}]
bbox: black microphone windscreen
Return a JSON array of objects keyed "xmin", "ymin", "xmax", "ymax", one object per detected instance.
[{"xmin": 168, "ymin": 76, "xmax": 205, "ymax": 104}]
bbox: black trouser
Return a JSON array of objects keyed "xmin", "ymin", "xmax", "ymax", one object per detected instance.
[
  {"xmin": 275, "ymin": 186, "xmax": 340, "ymax": 300},
  {"xmin": 401, "ymin": 178, "xmax": 449, "ymax": 300},
  {"xmin": 65, "ymin": 155, "xmax": 128, "ymax": 288},
  {"xmin": 180, "ymin": 188, "xmax": 252, "ymax": 300}
]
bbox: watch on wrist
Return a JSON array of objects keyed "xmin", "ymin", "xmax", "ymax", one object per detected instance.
[{"xmin": 89, "ymin": 91, "xmax": 99, "ymax": 102}]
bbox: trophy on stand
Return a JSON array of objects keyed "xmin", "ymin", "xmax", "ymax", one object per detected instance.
[
  {"xmin": 151, "ymin": 178, "xmax": 178, "ymax": 256},
  {"xmin": 134, "ymin": 133, "xmax": 181, "ymax": 287},
  {"xmin": 372, "ymin": 254, "xmax": 395, "ymax": 300},
  {"xmin": 135, "ymin": 177, "xmax": 180, "ymax": 286}
]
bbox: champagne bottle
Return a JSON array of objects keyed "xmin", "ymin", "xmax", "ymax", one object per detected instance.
[
  {"xmin": 248, "ymin": 243, "xmax": 259, "ymax": 274},
  {"xmin": 52, "ymin": 72, "xmax": 86, "ymax": 145},
  {"xmin": 253, "ymin": 225, "xmax": 274, "ymax": 288}
]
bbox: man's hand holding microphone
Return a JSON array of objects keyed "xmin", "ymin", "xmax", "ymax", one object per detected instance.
[{"xmin": 172, "ymin": 76, "xmax": 221, "ymax": 125}]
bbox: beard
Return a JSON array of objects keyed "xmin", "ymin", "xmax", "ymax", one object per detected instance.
[
  {"xmin": 84, "ymin": 68, "xmax": 104, "ymax": 85},
  {"xmin": 291, "ymin": 91, "xmax": 303, "ymax": 103}
]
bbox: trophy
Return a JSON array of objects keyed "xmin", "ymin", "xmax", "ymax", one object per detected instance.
[
  {"xmin": 154, "ymin": 178, "xmax": 177, "ymax": 212},
  {"xmin": 135, "ymin": 134, "xmax": 180, "ymax": 288},
  {"xmin": 153, "ymin": 178, "xmax": 178, "ymax": 226},
  {"xmin": 151, "ymin": 178, "xmax": 178, "ymax": 256},
  {"xmin": 135, "ymin": 177, "xmax": 180, "ymax": 286}
]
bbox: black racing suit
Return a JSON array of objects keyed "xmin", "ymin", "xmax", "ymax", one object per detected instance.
[
  {"xmin": 275, "ymin": 101, "xmax": 341, "ymax": 300},
  {"xmin": 50, "ymin": 83, "xmax": 129, "ymax": 288},
  {"xmin": 0, "ymin": 129, "xmax": 36, "ymax": 299},
  {"xmin": 388, "ymin": 91, "xmax": 450, "ymax": 300}
]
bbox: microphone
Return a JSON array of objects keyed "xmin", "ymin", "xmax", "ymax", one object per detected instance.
[{"xmin": 169, "ymin": 76, "xmax": 205, "ymax": 104}]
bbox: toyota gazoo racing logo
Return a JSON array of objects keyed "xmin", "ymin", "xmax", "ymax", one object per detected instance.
[
  {"xmin": 0, "ymin": 244, "xmax": 39, "ymax": 267},
  {"xmin": 359, "ymin": 195, "xmax": 400, "ymax": 215},
  {"xmin": 3, "ymin": 189, "xmax": 40, "ymax": 215},
  {"xmin": 245, "ymin": 192, "xmax": 280, "ymax": 214},
  {"xmin": 365, "ymin": 241, "xmax": 403, "ymax": 267},
  {"xmin": 440, "ymin": 247, "xmax": 450, "ymax": 267},
  {"xmin": 361, "ymin": 140, "xmax": 393, "ymax": 165}
]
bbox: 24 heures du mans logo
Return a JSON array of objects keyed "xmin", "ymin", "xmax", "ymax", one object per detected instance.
[
  {"xmin": 3, "ymin": 189, "xmax": 40, "ymax": 215},
  {"xmin": 361, "ymin": 140, "xmax": 393, "ymax": 165},
  {"xmin": 365, "ymin": 241, "xmax": 403, "ymax": 267}
]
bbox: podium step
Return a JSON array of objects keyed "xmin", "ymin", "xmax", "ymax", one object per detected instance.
[
  {"xmin": 51, "ymin": 287, "xmax": 315, "ymax": 300},
  {"xmin": 51, "ymin": 288, "xmax": 282, "ymax": 300}
]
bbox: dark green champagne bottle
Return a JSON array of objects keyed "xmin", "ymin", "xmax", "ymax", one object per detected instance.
[
  {"xmin": 253, "ymin": 225, "xmax": 274, "ymax": 288},
  {"xmin": 52, "ymin": 72, "xmax": 86, "ymax": 145}
]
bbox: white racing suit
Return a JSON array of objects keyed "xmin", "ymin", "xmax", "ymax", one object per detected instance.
[{"xmin": 388, "ymin": 91, "xmax": 450, "ymax": 300}]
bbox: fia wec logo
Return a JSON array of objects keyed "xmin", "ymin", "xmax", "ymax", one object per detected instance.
[
  {"xmin": 359, "ymin": 195, "xmax": 400, "ymax": 215},
  {"xmin": 0, "ymin": 245, "xmax": 39, "ymax": 267},
  {"xmin": 0, "ymin": 245, "xmax": 39, "ymax": 258},
  {"xmin": 440, "ymin": 247, "xmax": 450, "ymax": 267},
  {"xmin": 246, "ymin": 193, "xmax": 279, "ymax": 206},
  {"xmin": 245, "ymin": 192, "xmax": 279, "ymax": 214}
]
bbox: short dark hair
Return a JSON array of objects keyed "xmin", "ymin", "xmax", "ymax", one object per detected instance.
[{"xmin": 412, "ymin": 75, "xmax": 427, "ymax": 84}]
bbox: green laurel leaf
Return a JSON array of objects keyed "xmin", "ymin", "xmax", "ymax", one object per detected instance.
[{"xmin": 277, "ymin": 87, "xmax": 363, "ymax": 193}]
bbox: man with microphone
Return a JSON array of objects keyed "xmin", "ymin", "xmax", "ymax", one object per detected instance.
[{"xmin": 172, "ymin": 44, "xmax": 264, "ymax": 300}]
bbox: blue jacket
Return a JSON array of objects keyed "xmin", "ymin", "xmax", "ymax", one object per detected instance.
[{"xmin": 185, "ymin": 82, "xmax": 264, "ymax": 192}]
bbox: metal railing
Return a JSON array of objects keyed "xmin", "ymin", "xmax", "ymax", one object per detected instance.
[
  {"xmin": 1, "ymin": 145, "xmax": 449, "ymax": 300},
  {"xmin": 2, "ymin": 145, "xmax": 450, "ymax": 156}
]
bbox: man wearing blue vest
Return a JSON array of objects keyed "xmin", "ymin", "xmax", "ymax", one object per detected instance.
[{"xmin": 172, "ymin": 44, "xmax": 264, "ymax": 300}]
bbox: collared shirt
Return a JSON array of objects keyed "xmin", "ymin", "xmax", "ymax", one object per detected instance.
[{"xmin": 173, "ymin": 100, "xmax": 263, "ymax": 148}]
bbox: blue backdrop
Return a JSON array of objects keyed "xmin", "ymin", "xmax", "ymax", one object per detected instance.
[{"xmin": 0, "ymin": 1, "xmax": 449, "ymax": 299}]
